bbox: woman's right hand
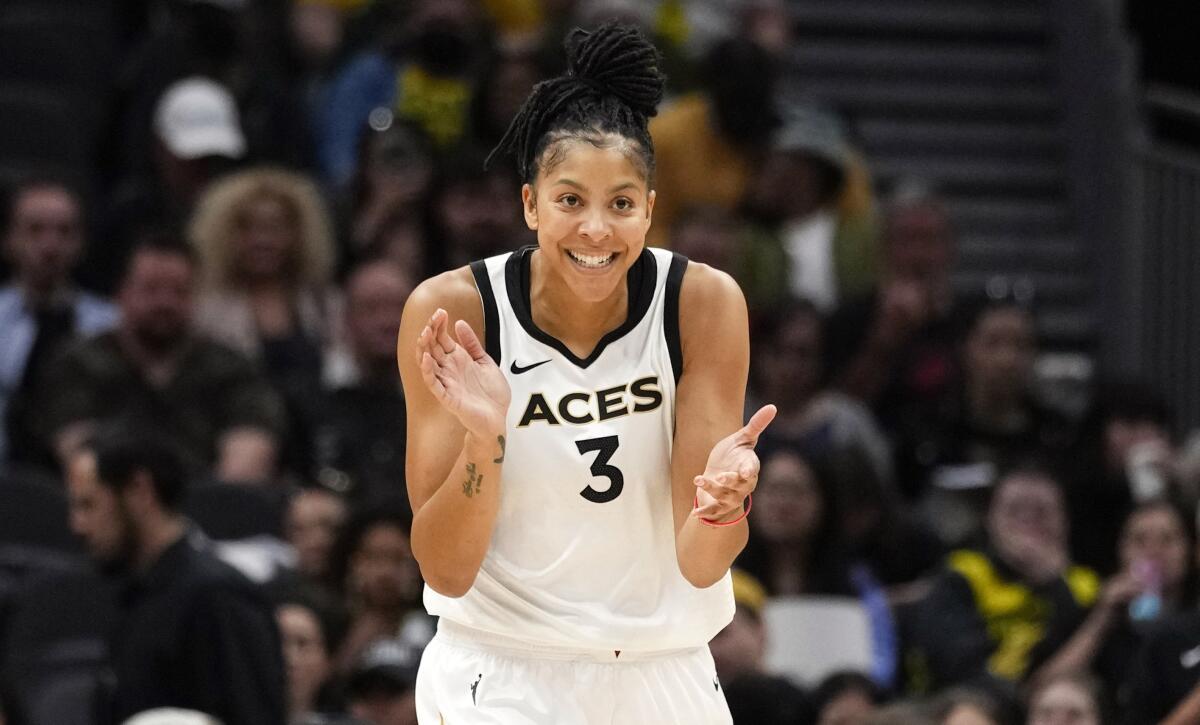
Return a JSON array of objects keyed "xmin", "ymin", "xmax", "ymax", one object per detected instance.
[{"xmin": 416, "ymin": 308, "xmax": 511, "ymax": 440}]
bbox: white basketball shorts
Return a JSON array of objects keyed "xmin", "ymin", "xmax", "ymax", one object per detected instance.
[{"xmin": 416, "ymin": 621, "xmax": 733, "ymax": 724}]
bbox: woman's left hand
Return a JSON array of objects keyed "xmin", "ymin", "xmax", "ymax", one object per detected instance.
[{"xmin": 693, "ymin": 404, "xmax": 777, "ymax": 522}]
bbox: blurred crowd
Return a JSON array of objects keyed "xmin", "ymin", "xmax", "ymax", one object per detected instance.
[{"xmin": 1, "ymin": 1, "xmax": 1197, "ymax": 724}]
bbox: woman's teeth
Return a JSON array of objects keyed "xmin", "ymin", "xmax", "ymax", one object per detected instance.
[{"xmin": 567, "ymin": 250, "xmax": 615, "ymax": 268}]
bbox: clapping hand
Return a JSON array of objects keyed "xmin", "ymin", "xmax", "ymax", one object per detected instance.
[
  {"xmin": 416, "ymin": 308, "xmax": 511, "ymax": 439},
  {"xmin": 693, "ymin": 405, "xmax": 777, "ymax": 522}
]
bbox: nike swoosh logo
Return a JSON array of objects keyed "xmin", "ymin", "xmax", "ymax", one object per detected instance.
[
  {"xmin": 1182, "ymin": 645, "xmax": 1200, "ymax": 669},
  {"xmin": 510, "ymin": 359, "xmax": 551, "ymax": 374}
]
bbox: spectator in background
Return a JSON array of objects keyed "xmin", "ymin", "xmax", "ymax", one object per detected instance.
[
  {"xmin": 94, "ymin": 77, "xmax": 247, "ymax": 294},
  {"xmin": 1038, "ymin": 498, "xmax": 1196, "ymax": 717},
  {"xmin": 0, "ymin": 178, "xmax": 118, "ymax": 466},
  {"xmin": 430, "ymin": 148, "xmax": 526, "ymax": 268},
  {"xmin": 1068, "ymin": 380, "xmax": 1176, "ymax": 576},
  {"xmin": 188, "ymin": 167, "xmax": 341, "ymax": 474},
  {"xmin": 286, "ymin": 487, "xmax": 349, "ymax": 589},
  {"xmin": 34, "ymin": 237, "xmax": 285, "ymax": 482},
  {"xmin": 738, "ymin": 445, "xmax": 854, "ymax": 596},
  {"xmin": 710, "ymin": 569, "xmax": 814, "ymax": 725},
  {"xmin": 739, "ymin": 99, "xmax": 879, "ymax": 314},
  {"xmin": 825, "ymin": 181, "xmax": 967, "ymax": 435},
  {"xmin": 276, "ymin": 587, "xmax": 347, "ymax": 722},
  {"xmin": 329, "ymin": 506, "xmax": 426, "ymax": 675},
  {"xmin": 750, "ymin": 298, "xmax": 894, "ymax": 492},
  {"xmin": 908, "ymin": 465, "xmax": 1099, "ymax": 694},
  {"xmin": 344, "ymin": 638, "xmax": 420, "ymax": 725},
  {"xmin": 928, "ymin": 688, "xmax": 1006, "ymax": 725},
  {"xmin": 344, "ymin": 119, "xmax": 434, "ymax": 270},
  {"xmin": 1027, "ymin": 672, "xmax": 1105, "ymax": 725},
  {"xmin": 469, "ymin": 45, "xmax": 543, "ymax": 151},
  {"xmin": 668, "ymin": 206, "xmax": 740, "ymax": 273},
  {"xmin": 65, "ymin": 428, "xmax": 286, "ymax": 725},
  {"xmin": 813, "ymin": 671, "xmax": 884, "ymax": 725},
  {"xmin": 313, "ymin": 260, "xmax": 413, "ymax": 505},
  {"xmin": 899, "ymin": 296, "xmax": 1075, "ymax": 544},
  {"xmin": 317, "ymin": 0, "xmax": 490, "ymax": 188},
  {"xmin": 648, "ymin": 37, "xmax": 778, "ymax": 248},
  {"xmin": 1128, "ymin": 602, "xmax": 1200, "ymax": 725}
]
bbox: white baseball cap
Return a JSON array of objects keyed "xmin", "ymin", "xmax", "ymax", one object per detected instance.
[
  {"xmin": 122, "ymin": 708, "xmax": 222, "ymax": 725},
  {"xmin": 153, "ymin": 77, "xmax": 247, "ymax": 160}
]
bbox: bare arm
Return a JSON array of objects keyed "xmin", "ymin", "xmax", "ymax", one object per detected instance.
[
  {"xmin": 1163, "ymin": 684, "xmax": 1200, "ymax": 725},
  {"xmin": 1027, "ymin": 573, "xmax": 1140, "ymax": 690},
  {"xmin": 670, "ymin": 264, "xmax": 775, "ymax": 588},
  {"xmin": 398, "ymin": 270, "xmax": 511, "ymax": 598}
]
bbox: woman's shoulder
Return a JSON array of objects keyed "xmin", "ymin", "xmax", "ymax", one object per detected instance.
[{"xmin": 404, "ymin": 265, "xmax": 485, "ymax": 328}]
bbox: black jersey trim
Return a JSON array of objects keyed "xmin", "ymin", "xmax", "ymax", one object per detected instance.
[
  {"xmin": 470, "ymin": 259, "xmax": 502, "ymax": 363},
  {"xmin": 504, "ymin": 245, "xmax": 657, "ymax": 369},
  {"xmin": 664, "ymin": 252, "xmax": 688, "ymax": 384}
]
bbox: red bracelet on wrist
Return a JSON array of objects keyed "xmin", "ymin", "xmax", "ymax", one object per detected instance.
[{"xmin": 694, "ymin": 493, "xmax": 752, "ymax": 527}]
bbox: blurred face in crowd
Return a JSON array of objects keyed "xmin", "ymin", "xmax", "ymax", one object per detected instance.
[
  {"xmin": 236, "ymin": 194, "xmax": 298, "ymax": 282},
  {"xmin": 350, "ymin": 522, "xmax": 421, "ymax": 611},
  {"xmin": 988, "ymin": 473, "xmax": 1067, "ymax": 555},
  {"xmin": 944, "ymin": 703, "xmax": 999, "ymax": 725},
  {"xmin": 482, "ymin": 52, "xmax": 539, "ymax": 138},
  {"xmin": 290, "ymin": 1, "xmax": 344, "ymax": 68},
  {"xmin": 118, "ymin": 249, "xmax": 195, "ymax": 353},
  {"xmin": 363, "ymin": 127, "xmax": 434, "ymax": 211},
  {"xmin": 440, "ymin": 169, "xmax": 523, "ymax": 261},
  {"xmin": 66, "ymin": 450, "xmax": 138, "ymax": 574},
  {"xmin": 670, "ymin": 211, "xmax": 737, "ymax": 272},
  {"xmin": 756, "ymin": 310, "xmax": 823, "ymax": 409},
  {"xmin": 287, "ymin": 489, "xmax": 347, "ymax": 580},
  {"xmin": 709, "ymin": 606, "xmax": 765, "ymax": 682},
  {"xmin": 1120, "ymin": 503, "xmax": 1190, "ymax": 596},
  {"xmin": 964, "ymin": 305, "xmax": 1036, "ymax": 403},
  {"xmin": 346, "ymin": 261, "xmax": 414, "ymax": 371},
  {"xmin": 4, "ymin": 185, "xmax": 83, "ymax": 295},
  {"xmin": 751, "ymin": 150, "xmax": 839, "ymax": 221},
  {"xmin": 277, "ymin": 603, "xmax": 332, "ymax": 716},
  {"xmin": 884, "ymin": 202, "xmax": 954, "ymax": 287},
  {"xmin": 818, "ymin": 686, "xmax": 876, "ymax": 725},
  {"xmin": 1027, "ymin": 679, "xmax": 1100, "ymax": 725},
  {"xmin": 753, "ymin": 450, "xmax": 823, "ymax": 545}
]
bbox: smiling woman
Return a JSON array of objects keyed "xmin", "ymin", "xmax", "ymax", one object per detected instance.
[{"xmin": 396, "ymin": 21, "xmax": 775, "ymax": 725}]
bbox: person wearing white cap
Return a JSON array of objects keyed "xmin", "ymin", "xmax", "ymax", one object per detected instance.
[
  {"xmin": 122, "ymin": 709, "xmax": 223, "ymax": 725},
  {"xmin": 154, "ymin": 77, "xmax": 247, "ymax": 162}
]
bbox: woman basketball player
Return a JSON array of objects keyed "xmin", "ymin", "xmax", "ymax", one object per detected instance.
[{"xmin": 397, "ymin": 22, "xmax": 776, "ymax": 724}]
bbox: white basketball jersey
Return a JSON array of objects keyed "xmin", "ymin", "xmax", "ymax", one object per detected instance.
[{"xmin": 424, "ymin": 245, "xmax": 734, "ymax": 651}]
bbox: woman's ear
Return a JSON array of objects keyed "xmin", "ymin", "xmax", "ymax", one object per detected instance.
[{"xmin": 522, "ymin": 184, "xmax": 538, "ymax": 230}]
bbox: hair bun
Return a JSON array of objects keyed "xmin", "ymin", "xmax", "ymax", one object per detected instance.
[{"xmin": 565, "ymin": 21, "xmax": 665, "ymax": 119}]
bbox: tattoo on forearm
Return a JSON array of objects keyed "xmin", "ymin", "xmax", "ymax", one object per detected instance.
[
  {"xmin": 494, "ymin": 435, "xmax": 506, "ymax": 464},
  {"xmin": 462, "ymin": 462, "xmax": 483, "ymax": 498}
]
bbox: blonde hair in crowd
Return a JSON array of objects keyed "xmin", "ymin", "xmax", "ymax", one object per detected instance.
[{"xmin": 188, "ymin": 167, "xmax": 335, "ymax": 290}]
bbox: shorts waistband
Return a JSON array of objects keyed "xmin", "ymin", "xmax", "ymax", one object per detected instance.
[{"xmin": 435, "ymin": 619, "xmax": 701, "ymax": 663}]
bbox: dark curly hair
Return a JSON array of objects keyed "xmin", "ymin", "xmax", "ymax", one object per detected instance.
[{"xmin": 486, "ymin": 21, "xmax": 666, "ymax": 184}]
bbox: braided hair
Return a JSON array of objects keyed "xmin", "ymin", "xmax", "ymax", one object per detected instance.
[{"xmin": 486, "ymin": 21, "xmax": 666, "ymax": 184}]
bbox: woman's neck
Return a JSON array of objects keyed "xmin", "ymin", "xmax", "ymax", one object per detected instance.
[{"xmin": 529, "ymin": 250, "xmax": 628, "ymax": 358}]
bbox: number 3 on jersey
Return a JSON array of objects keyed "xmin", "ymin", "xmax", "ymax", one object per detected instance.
[{"xmin": 575, "ymin": 435, "xmax": 623, "ymax": 503}]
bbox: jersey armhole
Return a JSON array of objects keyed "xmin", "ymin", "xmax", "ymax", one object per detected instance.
[
  {"xmin": 470, "ymin": 260, "xmax": 502, "ymax": 363},
  {"xmin": 664, "ymin": 252, "xmax": 687, "ymax": 384}
]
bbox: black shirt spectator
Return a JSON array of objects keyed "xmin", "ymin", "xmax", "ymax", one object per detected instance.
[
  {"xmin": 34, "ymin": 239, "xmax": 285, "ymax": 481},
  {"xmin": 105, "ymin": 531, "xmax": 287, "ymax": 725},
  {"xmin": 64, "ymin": 428, "xmax": 286, "ymax": 725},
  {"xmin": 1127, "ymin": 611, "xmax": 1200, "ymax": 725},
  {"xmin": 311, "ymin": 260, "xmax": 413, "ymax": 504}
]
